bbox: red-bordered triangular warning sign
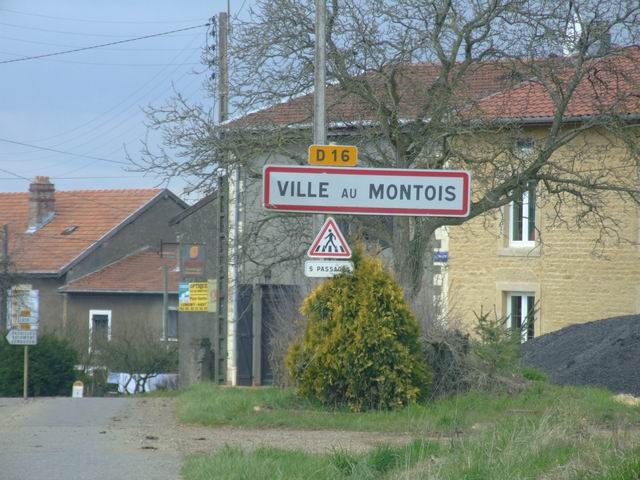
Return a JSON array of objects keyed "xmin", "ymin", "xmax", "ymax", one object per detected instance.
[{"xmin": 307, "ymin": 217, "xmax": 352, "ymax": 258}]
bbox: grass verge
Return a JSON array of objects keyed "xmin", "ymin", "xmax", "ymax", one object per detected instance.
[
  {"xmin": 182, "ymin": 440, "xmax": 439, "ymax": 480},
  {"xmin": 179, "ymin": 382, "xmax": 640, "ymax": 479},
  {"xmin": 178, "ymin": 382, "xmax": 639, "ymax": 434}
]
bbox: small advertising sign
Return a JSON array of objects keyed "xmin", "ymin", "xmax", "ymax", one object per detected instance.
[{"xmin": 179, "ymin": 282, "xmax": 211, "ymax": 312}]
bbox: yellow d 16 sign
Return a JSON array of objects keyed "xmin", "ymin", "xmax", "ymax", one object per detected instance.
[{"xmin": 308, "ymin": 144, "xmax": 358, "ymax": 166}]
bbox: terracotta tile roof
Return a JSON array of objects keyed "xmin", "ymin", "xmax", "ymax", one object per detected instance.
[
  {"xmin": 1, "ymin": 186, "xmax": 164, "ymax": 274},
  {"xmin": 229, "ymin": 48, "xmax": 640, "ymax": 128},
  {"xmin": 230, "ymin": 61, "xmax": 522, "ymax": 128},
  {"xmin": 468, "ymin": 48, "xmax": 640, "ymax": 121},
  {"xmin": 60, "ymin": 246, "xmax": 180, "ymax": 293}
]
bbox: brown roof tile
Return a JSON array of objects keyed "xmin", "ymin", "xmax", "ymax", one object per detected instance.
[
  {"xmin": 1, "ymin": 187, "xmax": 164, "ymax": 274},
  {"xmin": 230, "ymin": 48, "xmax": 640, "ymax": 128},
  {"xmin": 469, "ymin": 48, "xmax": 640, "ymax": 121},
  {"xmin": 230, "ymin": 61, "xmax": 521, "ymax": 128},
  {"xmin": 60, "ymin": 246, "xmax": 180, "ymax": 293}
]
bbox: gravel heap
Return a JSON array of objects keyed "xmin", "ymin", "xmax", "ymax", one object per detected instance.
[{"xmin": 521, "ymin": 314, "xmax": 640, "ymax": 396}]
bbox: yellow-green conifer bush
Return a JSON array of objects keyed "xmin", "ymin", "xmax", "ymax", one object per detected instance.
[{"xmin": 286, "ymin": 249, "xmax": 431, "ymax": 411}]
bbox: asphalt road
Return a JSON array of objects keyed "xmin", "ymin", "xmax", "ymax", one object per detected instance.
[{"xmin": 0, "ymin": 397, "xmax": 181, "ymax": 480}]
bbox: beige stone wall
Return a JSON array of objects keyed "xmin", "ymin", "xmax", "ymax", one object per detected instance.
[{"xmin": 448, "ymin": 128, "xmax": 640, "ymax": 337}]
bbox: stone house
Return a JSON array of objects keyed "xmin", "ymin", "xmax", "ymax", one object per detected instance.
[
  {"xmin": 202, "ymin": 60, "xmax": 528, "ymax": 386},
  {"xmin": 447, "ymin": 50, "xmax": 640, "ymax": 339},
  {"xmin": 203, "ymin": 44, "xmax": 640, "ymax": 389},
  {"xmin": 0, "ymin": 176, "xmax": 186, "ymax": 355}
]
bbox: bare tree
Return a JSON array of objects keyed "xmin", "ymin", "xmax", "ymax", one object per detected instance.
[
  {"xmin": 135, "ymin": 0, "xmax": 640, "ymax": 309},
  {"xmin": 96, "ymin": 319, "xmax": 177, "ymax": 394}
]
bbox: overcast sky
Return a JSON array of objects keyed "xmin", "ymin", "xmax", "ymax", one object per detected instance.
[{"xmin": 1, "ymin": 1, "xmax": 247, "ymax": 200}]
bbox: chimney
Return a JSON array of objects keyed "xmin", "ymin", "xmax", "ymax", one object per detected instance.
[
  {"xmin": 591, "ymin": 21, "xmax": 611, "ymax": 56},
  {"xmin": 27, "ymin": 176, "xmax": 55, "ymax": 232}
]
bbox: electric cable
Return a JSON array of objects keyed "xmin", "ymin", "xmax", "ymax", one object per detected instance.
[
  {"xmin": 0, "ymin": 23, "xmax": 210, "ymax": 65},
  {"xmin": 0, "ymin": 137, "xmax": 129, "ymax": 165},
  {"xmin": 0, "ymin": 7, "xmax": 204, "ymax": 24}
]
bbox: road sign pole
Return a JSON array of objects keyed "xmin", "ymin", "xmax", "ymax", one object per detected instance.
[{"xmin": 23, "ymin": 345, "xmax": 28, "ymax": 400}]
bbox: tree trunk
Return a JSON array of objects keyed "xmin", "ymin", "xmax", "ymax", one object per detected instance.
[{"xmin": 392, "ymin": 217, "xmax": 439, "ymax": 328}]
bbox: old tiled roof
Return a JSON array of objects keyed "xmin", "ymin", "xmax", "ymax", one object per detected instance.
[
  {"xmin": 471, "ymin": 49, "xmax": 640, "ymax": 121},
  {"xmin": 230, "ymin": 61, "xmax": 523, "ymax": 128},
  {"xmin": 1, "ymin": 188, "xmax": 165, "ymax": 274},
  {"xmin": 229, "ymin": 47, "xmax": 640, "ymax": 128},
  {"xmin": 60, "ymin": 246, "xmax": 180, "ymax": 294}
]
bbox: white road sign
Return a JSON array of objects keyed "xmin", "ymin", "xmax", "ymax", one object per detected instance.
[
  {"xmin": 6, "ymin": 329, "xmax": 38, "ymax": 346},
  {"xmin": 304, "ymin": 260, "xmax": 354, "ymax": 278},
  {"xmin": 263, "ymin": 165, "xmax": 471, "ymax": 217}
]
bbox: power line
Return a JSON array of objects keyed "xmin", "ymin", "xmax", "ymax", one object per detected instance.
[
  {"xmin": 0, "ymin": 7, "xmax": 205, "ymax": 24},
  {"xmin": 0, "ymin": 175, "xmax": 147, "ymax": 181},
  {"xmin": 0, "ymin": 167, "xmax": 28, "ymax": 181},
  {"xmin": 0, "ymin": 166, "xmax": 167, "ymax": 218},
  {"xmin": 22, "ymin": 31, "xmax": 203, "ymax": 147},
  {"xmin": 0, "ymin": 51, "xmax": 199, "ymax": 67},
  {"xmin": 0, "ymin": 23, "xmax": 210, "ymax": 65},
  {"xmin": 0, "ymin": 137, "xmax": 129, "ymax": 165},
  {"xmin": 0, "ymin": 34, "xmax": 204, "ymax": 52},
  {"xmin": 0, "ymin": 21, "xmax": 155, "ymax": 38}
]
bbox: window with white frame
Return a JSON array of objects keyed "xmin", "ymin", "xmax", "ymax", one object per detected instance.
[
  {"xmin": 506, "ymin": 293, "xmax": 535, "ymax": 342},
  {"xmin": 89, "ymin": 309, "xmax": 111, "ymax": 351},
  {"xmin": 510, "ymin": 181, "xmax": 537, "ymax": 246}
]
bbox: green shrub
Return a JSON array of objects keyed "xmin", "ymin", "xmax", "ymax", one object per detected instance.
[
  {"xmin": 472, "ymin": 306, "xmax": 521, "ymax": 378},
  {"xmin": 286, "ymin": 248, "xmax": 431, "ymax": 411},
  {"xmin": 521, "ymin": 367, "xmax": 548, "ymax": 382},
  {"xmin": 0, "ymin": 334, "xmax": 78, "ymax": 397}
]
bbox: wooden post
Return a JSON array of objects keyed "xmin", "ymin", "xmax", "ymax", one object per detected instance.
[{"xmin": 23, "ymin": 345, "xmax": 28, "ymax": 400}]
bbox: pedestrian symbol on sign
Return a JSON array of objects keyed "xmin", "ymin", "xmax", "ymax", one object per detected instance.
[
  {"xmin": 307, "ymin": 217, "xmax": 351, "ymax": 258},
  {"xmin": 314, "ymin": 227, "xmax": 341, "ymax": 254}
]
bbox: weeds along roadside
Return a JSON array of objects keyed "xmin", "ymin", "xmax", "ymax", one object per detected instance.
[{"xmin": 179, "ymin": 383, "xmax": 640, "ymax": 480}]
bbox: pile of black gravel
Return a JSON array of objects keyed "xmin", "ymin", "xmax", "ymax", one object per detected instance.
[{"xmin": 521, "ymin": 314, "xmax": 640, "ymax": 396}]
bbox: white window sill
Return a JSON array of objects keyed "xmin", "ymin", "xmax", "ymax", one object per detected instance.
[{"xmin": 499, "ymin": 245, "xmax": 541, "ymax": 257}]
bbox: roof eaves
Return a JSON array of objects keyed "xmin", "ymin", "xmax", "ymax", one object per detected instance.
[
  {"xmin": 19, "ymin": 271, "xmax": 63, "ymax": 278},
  {"xmin": 59, "ymin": 288, "xmax": 179, "ymax": 294},
  {"xmin": 485, "ymin": 112, "xmax": 640, "ymax": 126},
  {"xmin": 227, "ymin": 117, "xmax": 421, "ymax": 134}
]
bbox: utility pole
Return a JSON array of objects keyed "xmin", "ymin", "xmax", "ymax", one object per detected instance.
[
  {"xmin": 1, "ymin": 224, "xmax": 9, "ymax": 335},
  {"xmin": 313, "ymin": 0, "xmax": 327, "ymax": 145},
  {"xmin": 218, "ymin": 11, "xmax": 229, "ymax": 124},
  {"xmin": 218, "ymin": 9, "xmax": 239, "ymax": 385},
  {"xmin": 313, "ymin": 0, "xmax": 327, "ymax": 234}
]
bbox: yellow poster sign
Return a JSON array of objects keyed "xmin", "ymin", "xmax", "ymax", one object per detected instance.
[
  {"xmin": 179, "ymin": 282, "xmax": 207, "ymax": 312},
  {"xmin": 179, "ymin": 281, "xmax": 218, "ymax": 313}
]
